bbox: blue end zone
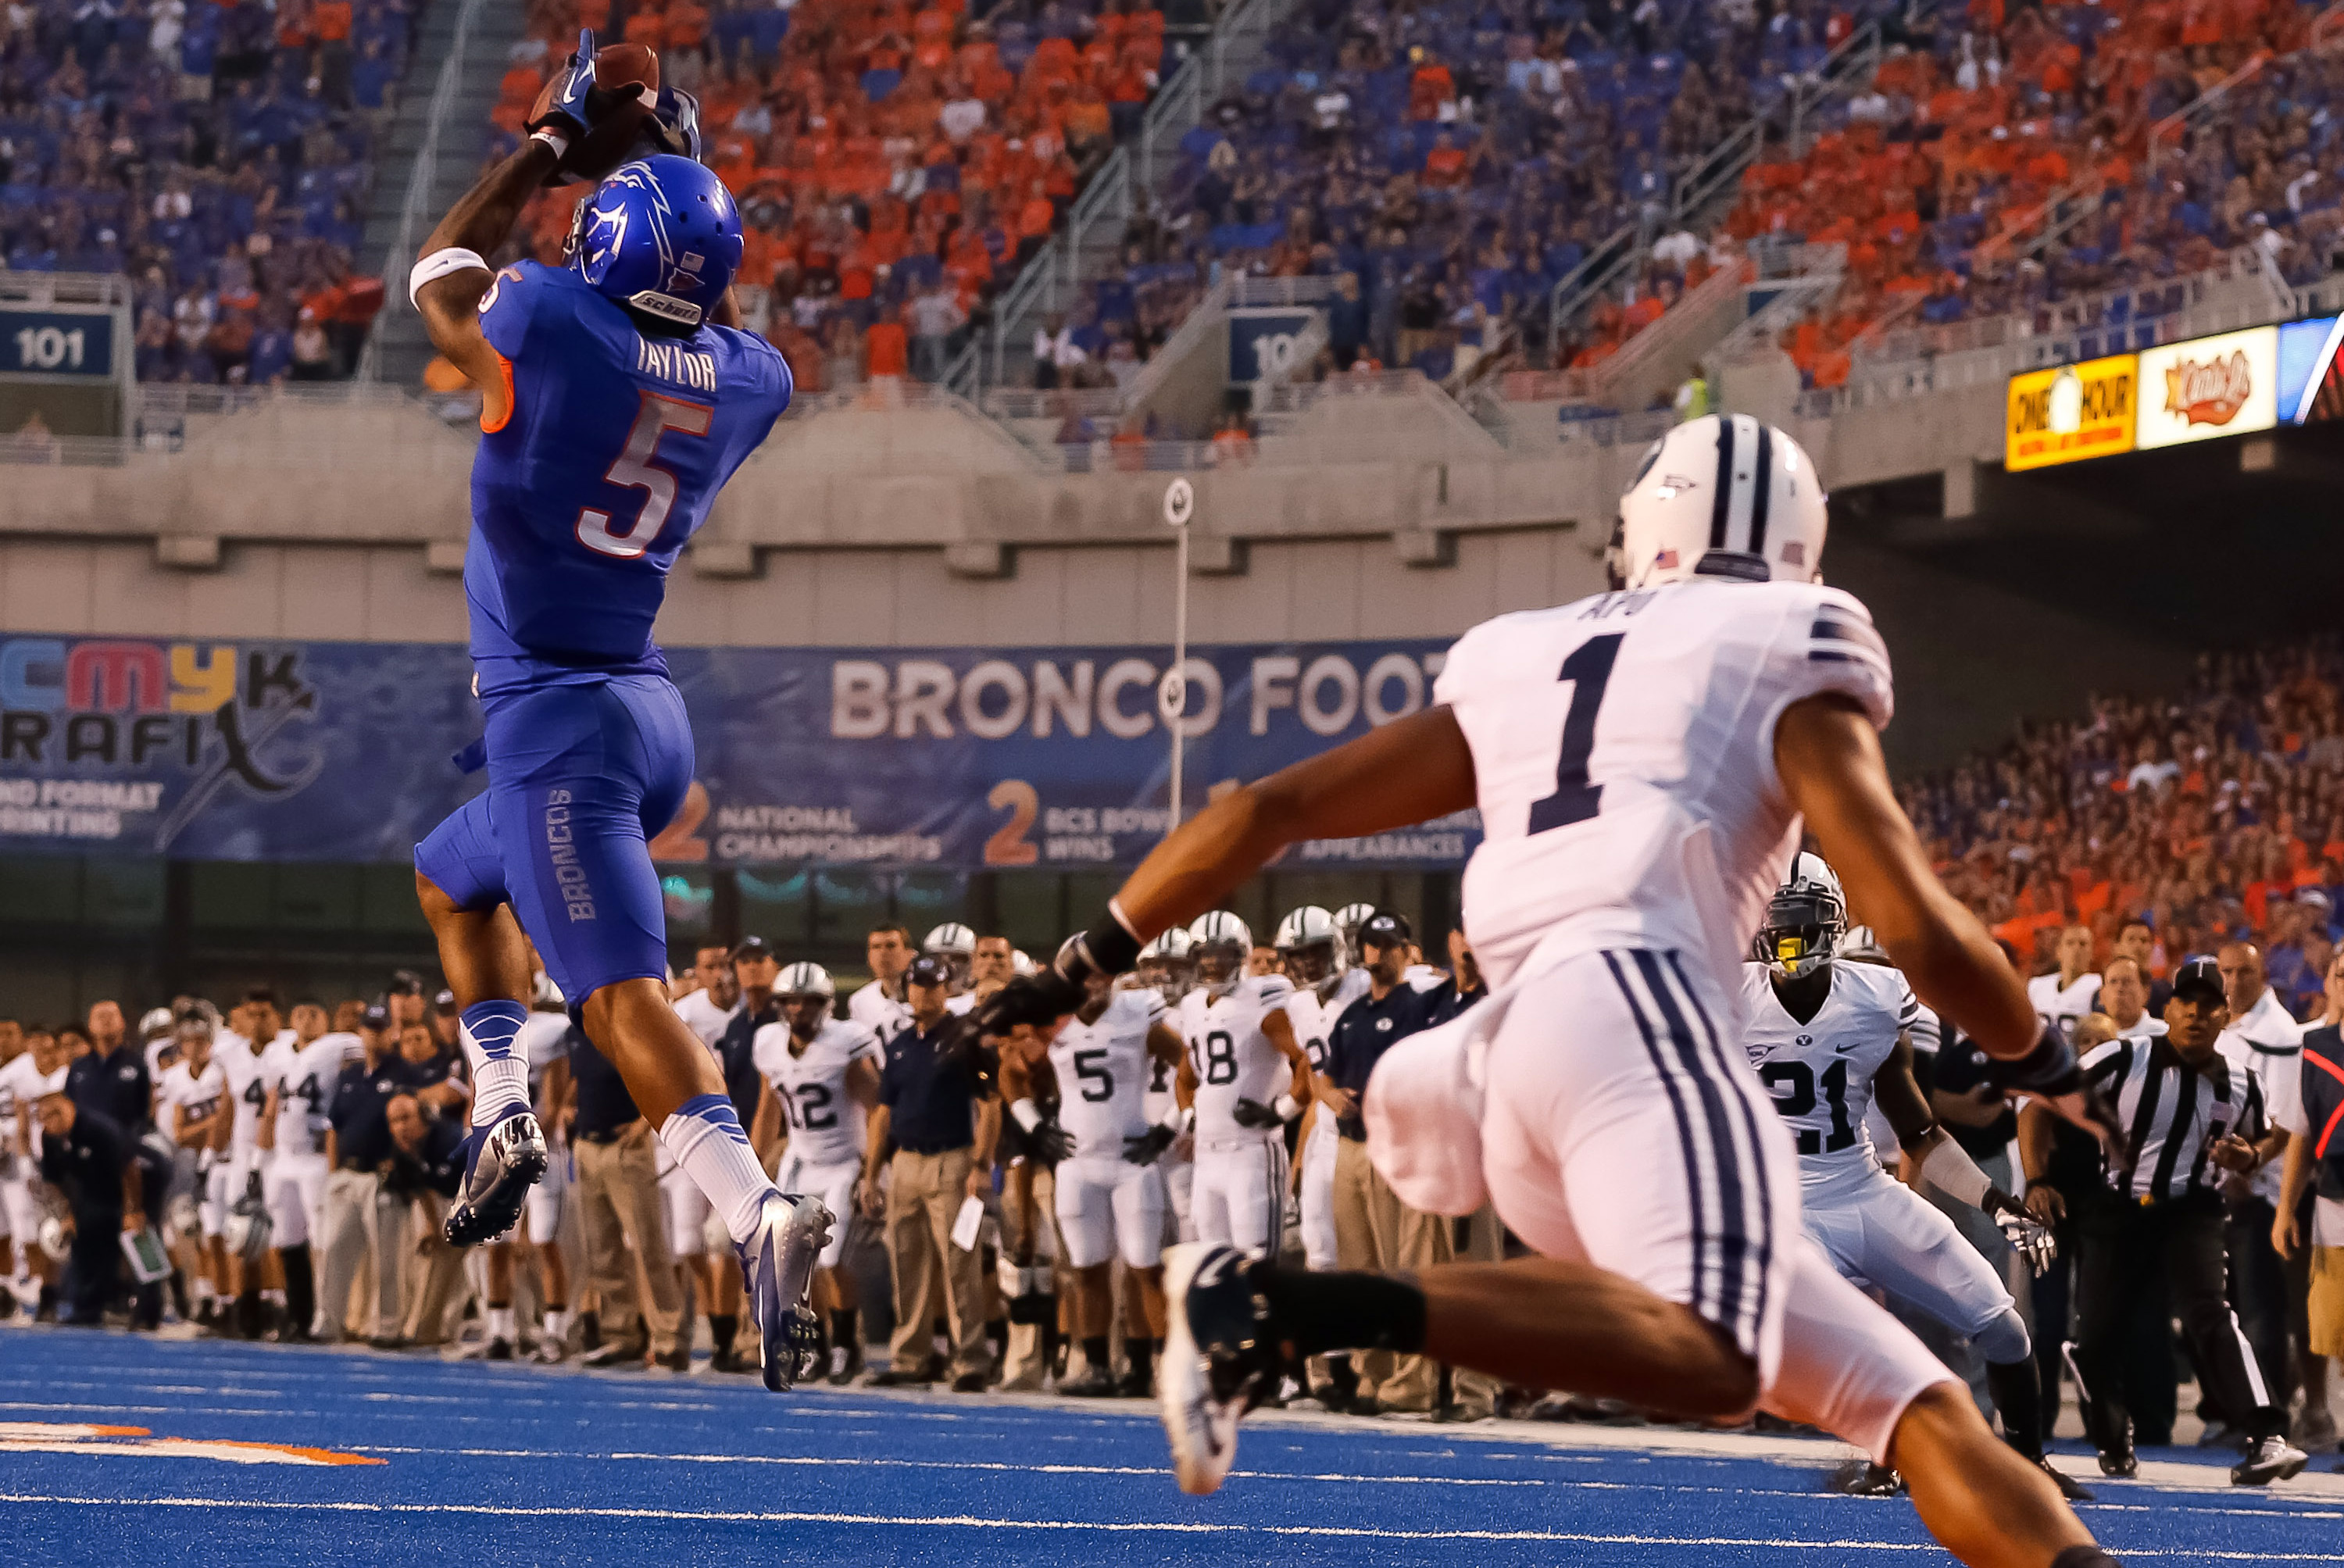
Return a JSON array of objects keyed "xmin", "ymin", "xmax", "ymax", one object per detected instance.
[{"xmin": 0, "ymin": 1329, "xmax": 2335, "ymax": 1566}]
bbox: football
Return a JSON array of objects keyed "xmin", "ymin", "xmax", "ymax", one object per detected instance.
[{"xmin": 559, "ymin": 42, "xmax": 659, "ymax": 185}]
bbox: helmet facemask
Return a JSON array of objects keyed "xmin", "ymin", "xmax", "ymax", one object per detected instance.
[{"xmin": 1753, "ymin": 888, "xmax": 1846, "ymax": 980}]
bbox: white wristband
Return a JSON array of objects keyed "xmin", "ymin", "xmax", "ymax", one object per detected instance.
[
  {"xmin": 1272, "ymin": 1092, "xmax": 1300, "ymax": 1122},
  {"xmin": 1158, "ymin": 1102, "xmax": 1192, "ymax": 1134},
  {"xmin": 1009, "ymin": 1098, "xmax": 1041, "ymax": 1134},
  {"xmin": 1919, "ymin": 1134, "xmax": 1994, "ymax": 1210},
  {"xmin": 531, "ymin": 126, "xmax": 572, "ymax": 160},
  {"xmin": 408, "ymin": 246, "xmax": 488, "ymax": 309}
]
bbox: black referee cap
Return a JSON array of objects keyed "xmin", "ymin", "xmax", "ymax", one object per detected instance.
[{"xmin": 2170, "ymin": 957, "xmax": 2224, "ymax": 1005}]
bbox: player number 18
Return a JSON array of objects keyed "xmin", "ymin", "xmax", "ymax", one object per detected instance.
[{"xmin": 576, "ymin": 391, "xmax": 715, "ymax": 560}]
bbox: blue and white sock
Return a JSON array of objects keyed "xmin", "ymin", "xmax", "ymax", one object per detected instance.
[
  {"xmin": 459, "ymin": 1000, "xmax": 532, "ymax": 1124},
  {"xmin": 658, "ymin": 1094, "xmax": 777, "ymax": 1245}
]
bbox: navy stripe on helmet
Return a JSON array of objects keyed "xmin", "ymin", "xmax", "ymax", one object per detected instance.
[
  {"xmin": 1747, "ymin": 423, "xmax": 1774, "ymax": 557},
  {"xmin": 1709, "ymin": 416, "xmax": 1736, "ymax": 550}
]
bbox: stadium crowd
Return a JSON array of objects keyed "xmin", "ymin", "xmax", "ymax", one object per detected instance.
[{"xmin": 2, "ymin": 0, "xmax": 406, "ymax": 383}]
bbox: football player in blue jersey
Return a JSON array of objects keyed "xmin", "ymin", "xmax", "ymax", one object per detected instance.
[{"xmin": 402, "ymin": 37, "xmax": 830, "ymax": 1391}]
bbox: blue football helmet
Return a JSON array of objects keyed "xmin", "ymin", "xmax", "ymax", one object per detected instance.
[{"xmin": 566, "ymin": 154, "xmax": 741, "ymax": 330}]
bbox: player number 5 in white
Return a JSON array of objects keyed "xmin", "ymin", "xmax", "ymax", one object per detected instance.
[
  {"xmin": 575, "ymin": 391, "xmax": 714, "ymax": 559},
  {"xmin": 14, "ymin": 326, "xmax": 85, "ymax": 371}
]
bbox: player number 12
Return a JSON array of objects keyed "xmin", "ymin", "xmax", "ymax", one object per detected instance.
[{"xmin": 576, "ymin": 391, "xmax": 714, "ymax": 559}]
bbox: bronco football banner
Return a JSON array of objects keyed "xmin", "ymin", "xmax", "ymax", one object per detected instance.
[{"xmin": 0, "ymin": 635, "xmax": 1479, "ymax": 870}]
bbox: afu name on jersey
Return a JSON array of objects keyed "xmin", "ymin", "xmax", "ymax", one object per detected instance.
[{"xmin": 634, "ymin": 338, "xmax": 717, "ymax": 391}]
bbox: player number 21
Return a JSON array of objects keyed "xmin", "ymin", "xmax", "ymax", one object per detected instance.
[{"xmin": 576, "ymin": 391, "xmax": 714, "ymax": 560}]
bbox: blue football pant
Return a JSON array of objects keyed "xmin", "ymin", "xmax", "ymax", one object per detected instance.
[{"xmin": 414, "ymin": 674, "xmax": 691, "ymax": 1004}]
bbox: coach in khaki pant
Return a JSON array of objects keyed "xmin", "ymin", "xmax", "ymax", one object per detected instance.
[
  {"xmin": 561, "ymin": 1033, "xmax": 686, "ymax": 1367},
  {"xmin": 859, "ymin": 955, "xmax": 1000, "ymax": 1391},
  {"xmin": 1319, "ymin": 913, "xmax": 1499, "ymax": 1416}
]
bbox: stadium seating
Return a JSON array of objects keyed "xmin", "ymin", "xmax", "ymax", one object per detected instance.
[
  {"xmin": 5, "ymin": 0, "xmax": 410, "ymax": 384},
  {"xmin": 1910, "ymin": 641, "xmax": 2344, "ymax": 1014},
  {"xmin": 492, "ymin": 0, "xmax": 1174, "ymax": 389},
  {"xmin": 1721, "ymin": 0, "xmax": 2334, "ymax": 389}
]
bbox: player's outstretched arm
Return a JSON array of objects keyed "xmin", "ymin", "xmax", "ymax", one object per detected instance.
[
  {"xmin": 1108, "ymin": 707, "xmax": 1476, "ymax": 945},
  {"xmin": 409, "ymin": 137, "xmax": 567, "ymax": 421},
  {"xmin": 1774, "ymin": 695, "xmax": 2035, "ymax": 1060}
]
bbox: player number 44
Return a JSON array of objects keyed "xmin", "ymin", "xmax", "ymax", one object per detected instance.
[{"xmin": 575, "ymin": 391, "xmax": 714, "ymax": 560}]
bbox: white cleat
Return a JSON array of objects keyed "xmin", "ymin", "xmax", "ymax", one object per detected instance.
[
  {"xmin": 1159, "ymin": 1241, "xmax": 1277, "ymax": 1496},
  {"xmin": 736, "ymin": 1191, "xmax": 833, "ymax": 1392}
]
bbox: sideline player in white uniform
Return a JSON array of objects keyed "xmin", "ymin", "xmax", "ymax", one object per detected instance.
[
  {"xmin": 1277, "ymin": 907, "xmax": 1374, "ymax": 1408},
  {"xmin": 216, "ymin": 998, "xmax": 298, "ymax": 1335},
  {"xmin": 924, "ymin": 923, "xmax": 978, "ymax": 1010},
  {"xmin": 513, "ymin": 981, "xmax": 578, "ymax": 1362},
  {"xmin": 1277, "ymin": 907, "xmax": 1368, "ymax": 1274},
  {"xmin": 161, "ymin": 1016, "xmax": 231, "ymax": 1327},
  {"xmin": 1744, "ymin": 855, "xmax": 2080, "ymax": 1501},
  {"xmin": 0, "ymin": 1027, "xmax": 46, "ymax": 1313},
  {"xmin": 1134, "ymin": 930, "xmax": 1199, "ymax": 1241},
  {"xmin": 2028, "ymin": 927, "xmax": 2100, "ymax": 1037},
  {"xmin": 752, "ymin": 963, "xmax": 881, "ymax": 1384},
  {"xmin": 661, "ymin": 945, "xmax": 741, "ymax": 1345},
  {"xmin": 999, "ymin": 966, "xmax": 1186, "ymax": 1397},
  {"xmin": 1174, "ymin": 913, "xmax": 1311, "ymax": 1259},
  {"xmin": 974, "ymin": 413, "xmax": 2121, "ymax": 1566},
  {"xmin": 254, "ymin": 1002, "xmax": 354, "ymax": 1342}
]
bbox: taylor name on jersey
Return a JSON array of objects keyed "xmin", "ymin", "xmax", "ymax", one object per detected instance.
[{"xmin": 1738, "ymin": 960, "xmax": 1920, "ymax": 1178}]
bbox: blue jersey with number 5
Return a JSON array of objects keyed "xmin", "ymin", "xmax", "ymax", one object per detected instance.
[{"xmin": 466, "ymin": 261, "xmax": 791, "ymax": 692}]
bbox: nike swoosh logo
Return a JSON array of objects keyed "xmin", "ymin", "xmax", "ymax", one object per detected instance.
[{"xmin": 1834, "ymin": 1042, "xmax": 1858, "ymax": 1055}]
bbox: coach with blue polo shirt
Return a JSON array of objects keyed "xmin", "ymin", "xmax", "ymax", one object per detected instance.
[
  {"xmin": 1317, "ymin": 912, "xmax": 1455, "ymax": 1414},
  {"xmin": 860, "ymin": 952, "xmax": 999, "ymax": 1391}
]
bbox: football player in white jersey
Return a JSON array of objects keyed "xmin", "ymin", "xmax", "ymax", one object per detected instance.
[
  {"xmin": 999, "ymin": 965, "xmax": 1186, "ymax": 1397},
  {"xmin": 752, "ymin": 963, "xmax": 882, "ymax": 1384},
  {"xmin": 0, "ymin": 1025, "xmax": 41, "ymax": 1315},
  {"xmin": 973, "ymin": 413, "xmax": 2120, "ymax": 1567},
  {"xmin": 253, "ymin": 1002, "xmax": 354, "ymax": 1343},
  {"xmin": 1743, "ymin": 856, "xmax": 2081, "ymax": 1502},
  {"xmin": 1174, "ymin": 913, "xmax": 1312, "ymax": 1261},
  {"xmin": 2028, "ymin": 926, "xmax": 2100, "ymax": 1037},
  {"xmin": 161, "ymin": 1014, "xmax": 231, "ymax": 1328},
  {"xmin": 656, "ymin": 948, "xmax": 740, "ymax": 1361},
  {"xmin": 215, "ymin": 993, "xmax": 298, "ymax": 1337},
  {"xmin": 512, "ymin": 980, "xmax": 578, "ymax": 1362},
  {"xmin": 1134, "ymin": 930, "xmax": 1199, "ymax": 1241},
  {"xmin": 1275, "ymin": 905, "xmax": 1369, "ymax": 1407},
  {"xmin": 1277, "ymin": 906, "xmax": 1367, "ymax": 1273}
]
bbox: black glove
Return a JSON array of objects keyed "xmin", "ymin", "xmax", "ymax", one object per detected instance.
[
  {"xmin": 1121, "ymin": 1125, "xmax": 1176, "ymax": 1165},
  {"xmin": 1231, "ymin": 1096, "xmax": 1288, "ymax": 1130},
  {"xmin": 1029, "ymin": 1116, "xmax": 1074, "ymax": 1165},
  {"xmin": 972, "ymin": 972, "xmax": 1084, "ymax": 1039},
  {"xmin": 1985, "ymin": 1021, "xmax": 2079, "ymax": 1095}
]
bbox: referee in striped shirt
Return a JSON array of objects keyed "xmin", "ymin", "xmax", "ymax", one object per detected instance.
[{"xmin": 2071, "ymin": 958, "xmax": 2307, "ymax": 1485}]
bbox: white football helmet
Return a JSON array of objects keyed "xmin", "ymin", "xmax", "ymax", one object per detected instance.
[
  {"xmin": 1136, "ymin": 928, "xmax": 1196, "ymax": 1005},
  {"xmin": 1331, "ymin": 902, "xmax": 1377, "ymax": 953},
  {"xmin": 139, "ymin": 1006, "xmax": 175, "ymax": 1041},
  {"xmin": 223, "ymin": 1174, "xmax": 274, "ymax": 1263},
  {"xmin": 38, "ymin": 1215, "xmax": 68, "ymax": 1262},
  {"xmin": 1613, "ymin": 413, "xmax": 1827, "ymax": 591},
  {"xmin": 1274, "ymin": 905, "xmax": 1345, "ymax": 993},
  {"xmin": 1753, "ymin": 852, "xmax": 1849, "ymax": 979},
  {"xmin": 1188, "ymin": 911, "xmax": 1252, "ymax": 995},
  {"xmin": 1140, "ymin": 928, "xmax": 1195, "ymax": 963},
  {"xmin": 777, "ymin": 962, "xmax": 834, "ymax": 999},
  {"xmin": 922, "ymin": 923, "xmax": 977, "ymax": 957}
]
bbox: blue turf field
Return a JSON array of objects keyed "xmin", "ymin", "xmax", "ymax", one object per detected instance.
[{"xmin": 2, "ymin": 1327, "xmax": 2339, "ymax": 1566}]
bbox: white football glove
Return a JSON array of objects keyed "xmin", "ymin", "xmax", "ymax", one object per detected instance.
[{"xmin": 1993, "ymin": 1203, "xmax": 2057, "ymax": 1276}]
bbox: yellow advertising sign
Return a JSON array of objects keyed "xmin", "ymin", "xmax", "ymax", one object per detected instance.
[{"xmin": 2006, "ymin": 355, "xmax": 2137, "ymax": 470}]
